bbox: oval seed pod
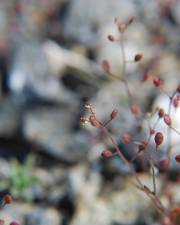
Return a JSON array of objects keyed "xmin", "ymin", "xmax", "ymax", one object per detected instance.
[
  {"xmin": 175, "ymin": 155, "xmax": 180, "ymax": 163},
  {"xmin": 154, "ymin": 132, "xmax": 164, "ymax": 146},
  {"xmin": 134, "ymin": 53, "xmax": 143, "ymax": 62},
  {"xmin": 153, "ymin": 76, "xmax": 161, "ymax": 87},
  {"xmin": 107, "ymin": 34, "xmax": 115, "ymax": 42},
  {"xmin": 102, "ymin": 60, "xmax": 110, "ymax": 74},
  {"xmin": 158, "ymin": 108, "xmax": 164, "ymax": 118},
  {"xmin": 110, "ymin": 109, "xmax": 118, "ymax": 120},
  {"xmin": 3, "ymin": 194, "xmax": 12, "ymax": 204},
  {"xmin": 163, "ymin": 114, "xmax": 171, "ymax": 126},
  {"xmin": 101, "ymin": 150, "xmax": 113, "ymax": 158}
]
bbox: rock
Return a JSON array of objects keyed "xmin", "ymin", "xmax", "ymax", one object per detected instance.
[
  {"xmin": 0, "ymin": 97, "xmax": 22, "ymax": 137},
  {"xmin": 0, "ymin": 203, "xmax": 61, "ymax": 225},
  {"xmin": 64, "ymin": 0, "xmax": 136, "ymax": 46},
  {"xmin": 8, "ymin": 40, "xmax": 78, "ymax": 105},
  {"xmin": 70, "ymin": 174, "xmax": 159, "ymax": 225},
  {"xmin": 23, "ymin": 106, "xmax": 90, "ymax": 162}
]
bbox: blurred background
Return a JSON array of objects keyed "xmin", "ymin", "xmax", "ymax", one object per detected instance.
[{"xmin": 0, "ymin": 0, "xmax": 179, "ymax": 225}]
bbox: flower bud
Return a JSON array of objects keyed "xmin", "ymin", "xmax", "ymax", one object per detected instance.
[
  {"xmin": 158, "ymin": 108, "xmax": 164, "ymax": 118},
  {"xmin": 101, "ymin": 150, "xmax": 113, "ymax": 158},
  {"xmin": 3, "ymin": 194, "xmax": 12, "ymax": 204},
  {"xmin": 102, "ymin": 60, "xmax": 110, "ymax": 73},
  {"xmin": 175, "ymin": 155, "xmax": 180, "ymax": 163},
  {"xmin": 154, "ymin": 132, "xmax": 164, "ymax": 146},
  {"xmin": 110, "ymin": 109, "xmax": 118, "ymax": 120},
  {"xmin": 122, "ymin": 133, "xmax": 132, "ymax": 144},
  {"xmin": 159, "ymin": 159, "xmax": 169, "ymax": 169},
  {"xmin": 131, "ymin": 104, "xmax": 141, "ymax": 115},
  {"xmin": 134, "ymin": 53, "xmax": 143, "ymax": 62},
  {"xmin": 153, "ymin": 76, "xmax": 161, "ymax": 87},
  {"xmin": 118, "ymin": 23, "xmax": 126, "ymax": 33},
  {"xmin": 163, "ymin": 114, "xmax": 171, "ymax": 126}
]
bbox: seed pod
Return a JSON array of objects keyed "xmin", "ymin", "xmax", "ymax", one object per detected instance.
[
  {"xmin": 101, "ymin": 150, "xmax": 113, "ymax": 158},
  {"xmin": 131, "ymin": 104, "xmax": 141, "ymax": 115},
  {"xmin": 110, "ymin": 109, "xmax": 118, "ymax": 120},
  {"xmin": 9, "ymin": 222, "xmax": 20, "ymax": 225},
  {"xmin": 177, "ymin": 84, "xmax": 180, "ymax": 93},
  {"xmin": 122, "ymin": 133, "xmax": 132, "ymax": 144},
  {"xmin": 107, "ymin": 34, "xmax": 115, "ymax": 42},
  {"xmin": 102, "ymin": 60, "xmax": 110, "ymax": 73},
  {"xmin": 163, "ymin": 114, "xmax": 171, "ymax": 126},
  {"xmin": 175, "ymin": 155, "xmax": 180, "ymax": 163},
  {"xmin": 158, "ymin": 108, "xmax": 164, "ymax": 118},
  {"xmin": 3, "ymin": 194, "xmax": 12, "ymax": 204},
  {"xmin": 153, "ymin": 76, "xmax": 161, "ymax": 87},
  {"xmin": 118, "ymin": 23, "xmax": 126, "ymax": 33},
  {"xmin": 89, "ymin": 115, "xmax": 100, "ymax": 127},
  {"xmin": 149, "ymin": 128, "xmax": 155, "ymax": 135},
  {"xmin": 154, "ymin": 132, "xmax": 164, "ymax": 146},
  {"xmin": 0, "ymin": 220, "xmax": 5, "ymax": 225},
  {"xmin": 159, "ymin": 159, "xmax": 169, "ymax": 169},
  {"xmin": 134, "ymin": 53, "xmax": 143, "ymax": 62}
]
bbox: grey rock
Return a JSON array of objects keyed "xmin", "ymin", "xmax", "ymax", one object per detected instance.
[{"xmin": 23, "ymin": 106, "xmax": 90, "ymax": 162}]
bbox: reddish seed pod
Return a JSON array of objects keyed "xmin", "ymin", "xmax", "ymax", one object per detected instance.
[
  {"xmin": 101, "ymin": 149, "xmax": 113, "ymax": 158},
  {"xmin": 173, "ymin": 97, "xmax": 179, "ymax": 108},
  {"xmin": 0, "ymin": 220, "xmax": 5, "ymax": 225},
  {"xmin": 154, "ymin": 132, "xmax": 164, "ymax": 146},
  {"xmin": 163, "ymin": 114, "xmax": 172, "ymax": 126},
  {"xmin": 3, "ymin": 194, "xmax": 12, "ymax": 204},
  {"xmin": 149, "ymin": 128, "xmax": 155, "ymax": 135},
  {"xmin": 102, "ymin": 60, "xmax": 110, "ymax": 73},
  {"xmin": 9, "ymin": 222, "xmax": 20, "ymax": 225},
  {"xmin": 159, "ymin": 159, "xmax": 169, "ymax": 169},
  {"xmin": 153, "ymin": 76, "xmax": 161, "ymax": 87},
  {"xmin": 89, "ymin": 115, "xmax": 100, "ymax": 127},
  {"xmin": 134, "ymin": 53, "xmax": 143, "ymax": 62},
  {"xmin": 177, "ymin": 84, "xmax": 180, "ymax": 93},
  {"xmin": 110, "ymin": 109, "xmax": 118, "ymax": 120},
  {"xmin": 175, "ymin": 155, "xmax": 180, "ymax": 163},
  {"xmin": 131, "ymin": 104, "xmax": 141, "ymax": 115},
  {"xmin": 118, "ymin": 23, "xmax": 126, "ymax": 33},
  {"xmin": 122, "ymin": 133, "xmax": 132, "ymax": 144},
  {"xmin": 158, "ymin": 108, "xmax": 164, "ymax": 118},
  {"xmin": 107, "ymin": 34, "xmax": 115, "ymax": 42}
]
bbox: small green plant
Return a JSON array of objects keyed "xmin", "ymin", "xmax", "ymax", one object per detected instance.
[{"xmin": 10, "ymin": 155, "xmax": 39, "ymax": 202}]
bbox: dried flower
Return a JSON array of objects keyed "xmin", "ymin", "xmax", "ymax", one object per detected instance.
[
  {"xmin": 154, "ymin": 132, "xmax": 164, "ymax": 146},
  {"xmin": 89, "ymin": 115, "xmax": 100, "ymax": 127}
]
